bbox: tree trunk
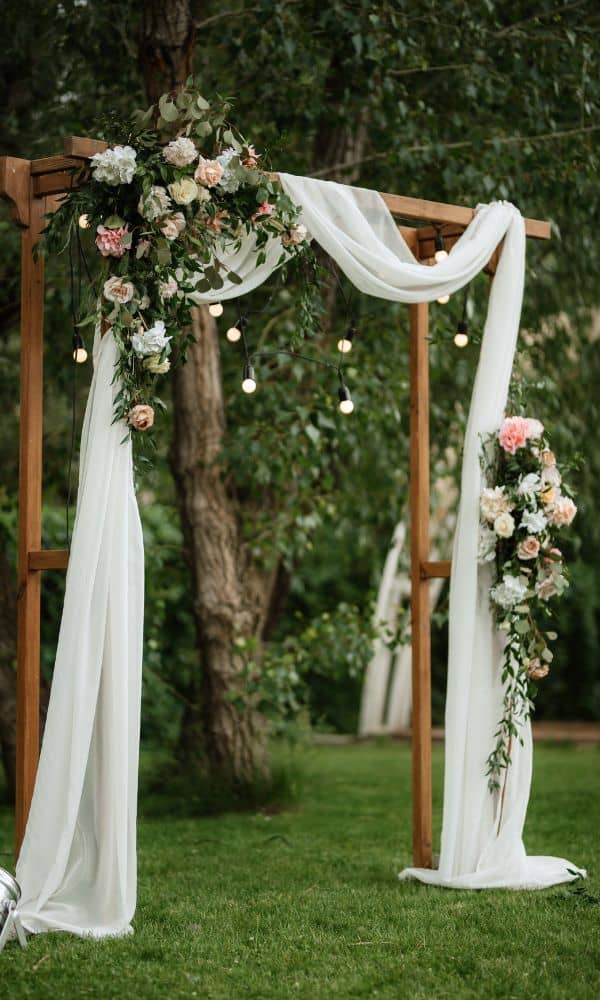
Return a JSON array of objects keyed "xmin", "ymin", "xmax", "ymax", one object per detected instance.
[
  {"xmin": 170, "ymin": 309, "xmax": 276, "ymax": 785},
  {"xmin": 0, "ymin": 547, "xmax": 16, "ymax": 802}
]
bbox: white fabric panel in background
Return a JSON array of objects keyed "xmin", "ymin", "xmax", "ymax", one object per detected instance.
[{"xmin": 17, "ymin": 175, "xmax": 583, "ymax": 941}]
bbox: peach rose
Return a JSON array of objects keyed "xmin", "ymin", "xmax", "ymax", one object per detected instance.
[
  {"xmin": 194, "ymin": 157, "xmax": 224, "ymax": 187},
  {"xmin": 127, "ymin": 404, "xmax": 155, "ymax": 432},
  {"xmin": 540, "ymin": 485, "xmax": 556, "ymax": 505},
  {"xmin": 527, "ymin": 658, "xmax": 549, "ymax": 681},
  {"xmin": 498, "ymin": 416, "xmax": 529, "ymax": 454},
  {"xmin": 541, "ymin": 449, "xmax": 556, "ymax": 467},
  {"xmin": 517, "ymin": 536, "xmax": 540, "ymax": 560},
  {"xmin": 242, "ymin": 144, "xmax": 260, "ymax": 169},
  {"xmin": 160, "ymin": 212, "xmax": 186, "ymax": 241},
  {"xmin": 103, "ymin": 275, "xmax": 135, "ymax": 304},
  {"xmin": 535, "ymin": 573, "xmax": 558, "ymax": 601},
  {"xmin": 548, "ymin": 496, "xmax": 577, "ymax": 527}
]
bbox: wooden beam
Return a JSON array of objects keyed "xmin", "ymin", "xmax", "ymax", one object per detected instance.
[
  {"xmin": 0, "ymin": 157, "xmax": 31, "ymax": 227},
  {"xmin": 63, "ymin": 136, "xmax": 107, "ymax": 159},
  {"xmin": 379, "ymin": 192, "xmax": 551, "ymax": 240},
  {"xmin": 15, "ymin": 188, "xmax": 47, "ymax": 855},
  {"xmin": 28, "ymin": 550, "xmax": 69, "ymax": 571},
  {"xmin": 409, "ymin": 301, "xmax": 433, "ymax": 869},
  {"xmin": 421, "ymin": 560, "xmax": 451, "ymax": 580}
]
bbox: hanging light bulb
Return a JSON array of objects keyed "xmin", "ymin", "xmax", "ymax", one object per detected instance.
[
  {"xmin": 454, "ymin": 319, "xmax": 469, "ymax": 348},
  {"xmin": 78, "ymin": 213, "xmax": 90, "ymax": 229},
  {"xmin": 241, "ymin": 363, "xmax": 257, "ymax": 394},
  {"xmin": 338, "ymin": 383, "xmax": 354, "ymax": 415},
  {"xmin": 72, "ymin": 332, "xmax": 88, "ymax": 364},
  {"xmin": 226, "ymin": 325, "xmax": 242, "ymax": 343},
  {"xmin": 434, "ymin": 231, "xmax": 448, "ymax": 263},
  {"xmin": 437, "ymin": 293, "xmax": 450, "ymax": 304},
  {"xmin": 208, "ymin": 302, "xmax": 224, "ymax": 318},
  {"xmin": 337, "ymin": 325, "xmax": 356, "ymax": 354}
]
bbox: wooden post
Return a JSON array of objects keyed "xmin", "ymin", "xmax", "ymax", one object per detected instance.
[
  {"xmin": 409, "ymin": 301, "xmax": 433, "ymax": 868},
  {"xmin": 15, "ymin": 180, "xmax": 46, "ymax": 854}
]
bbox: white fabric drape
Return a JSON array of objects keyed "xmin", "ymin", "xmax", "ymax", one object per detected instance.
[
  {"xmin": 17, "ymin": 176, "xmax": 582, "ymax": 940},
  {"xmin": 280, "ymin": 174, "xmax": 583, "ymax": 889}
]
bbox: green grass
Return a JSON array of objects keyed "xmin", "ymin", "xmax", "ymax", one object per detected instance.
[{"xmin": 1, "ymin": 742, "xmax": 599, "ymax": 999}]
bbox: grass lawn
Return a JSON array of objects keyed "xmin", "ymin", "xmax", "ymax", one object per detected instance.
[{"xmin": 1, "ymin": 741, "xmax": 599, "ymax": 999}]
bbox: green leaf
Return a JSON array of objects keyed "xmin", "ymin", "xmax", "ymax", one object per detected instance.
[
  {"xmin": 196, "ymin": 95, "xmax": 210, "ymax": 110},
  {"xmin": 104, "ymin": 214, "xmax": 125, "ymax": 229},
  {"xmin": 158, "ymin": 95, "xmax": 179, "ymax": 122}
]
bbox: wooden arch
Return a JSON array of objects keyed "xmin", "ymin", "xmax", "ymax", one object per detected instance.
[{"xmin": 0, "ymin": 138, "xmax": 551, "ymax": 862}]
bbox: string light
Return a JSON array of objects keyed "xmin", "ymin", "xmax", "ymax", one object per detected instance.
[
  {"xmin": 454, "ymin": 287, "xmax": 469, "ymax": 347},
  {"xmin": 241, "ymin": 363, "xmax": 257, "ymax": 394},
  {"xmin": 338, "ymin": 382, "xmax": 354, "ymax": 415},
  {"xmin": 78, "ymin": 214, "xmax": 90, "ymax": 229},
  {"xmin": 226, "ymin": 325, "xmax": 242, "ymax": 343},
  {"xmin": 434, "ymin": 230, "xmax": 448, "ymax": 263},
  {"xmin": 437, "ymin": 293, "xmax": 450, "ymax": 304},
  {"xmin": 72, "ymin": 332, "xmax": 88, "ymax": 364},
  {"xmin": 337, "ymin": 324, "xmax": 356, "ymax": 354},
  {"xmin": 208, "ymin": 302, "xmax": 223, "ymax": 317}
]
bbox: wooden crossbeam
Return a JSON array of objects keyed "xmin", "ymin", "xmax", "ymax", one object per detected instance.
[{"xmin": 28, "ymin": 549, "xmax": 69, "ymax": 571}]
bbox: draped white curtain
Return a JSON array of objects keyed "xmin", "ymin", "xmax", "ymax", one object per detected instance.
[{"xmin": 17, "ymin": 176, "xmax": 582, "ymax": 940}]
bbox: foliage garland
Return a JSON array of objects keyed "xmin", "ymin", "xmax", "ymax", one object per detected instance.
[
  {"xmin": 479, "ymin": 416, "xmax": 577, "ymax": 797},
  {"xmin": 42, "ymin": 77, "xmax": 312, "ymax": 436}
]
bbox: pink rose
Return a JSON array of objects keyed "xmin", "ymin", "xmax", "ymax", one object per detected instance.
[
  {"xmin": 517, "ymin": 536, "xmax": 540, "ymax": 560},
  {"xmin": 498, "ymin": 416, "xmax": 529, "ymax": 454},
  {"xmin": 242, "ymin": 144, "xmax": 260, "ymax": 169},
  {"xmin": 95, "ymin": 224, "xmax": 129, "ymax": 258},
  {"xmin": 251, "ymin": 201, "xmax": 275, "ymax": 222},
  {"xmin": 548, "ymin": 496, "xmax": 577, "ymax": 527},
  {"xmin": 527, "ymin": 658, "xmax": 549, "ymax": 681},
  {"xmin": 127, "ymin": 404, "xmax": 154, "ymax": 432},
  {"xmin": 194, "ymin": 157, "xmax": 224, "ymax": 187}
]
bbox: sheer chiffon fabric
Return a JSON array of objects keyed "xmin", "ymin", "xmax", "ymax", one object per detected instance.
[{"xmin": 16, "ymin": 177, "xmax": 582, "ymax": 941}]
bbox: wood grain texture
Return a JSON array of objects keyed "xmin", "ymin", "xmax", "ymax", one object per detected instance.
[
  {"xmin": 15, "ymin": 190, "xmax": 47, "ymax": 855},
  {"xmin": 409, "ymin": 301, "xmax": 433, "ymax": 869},
  {"xmin": 421, "ymin": 560, "xmax": 451, "ymax": 579},
  {"xmin": 28, "ymin": 550, "xmax": 69, "ymax": 571},
  {"xmin": 0, "ymin": 157, "xmax": 31, "ymax": 227}
]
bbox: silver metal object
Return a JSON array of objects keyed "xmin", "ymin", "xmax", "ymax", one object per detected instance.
[{"xmin": 0, "ymin": 867, "xmax": 27, "ymax": 952}]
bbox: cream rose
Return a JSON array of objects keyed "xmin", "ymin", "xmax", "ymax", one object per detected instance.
[
  {"xmin": 127, "ymin": 404, "xmax": 154, "ymax": 432},
  {"xmin": 103, "ymin": 275, "xmax": 135, "ymax": 304},
  {"xmin": 517, "ymin": 536, "xmax": 540, "ymax": 560},
  {"xmin": 494, "ymin": 512, "xmax": 515, "ymax": 538},
  {"xmin": 194, "ymin": 157, "xmax": 223, "ymax": 187},
  {"xmin": 163, "ymin": 136, "xmax": 197, "ymax": 167},
  {"xmin": 480, "ymin": 486, "xmax": 512, "ymax": 522},
  {"xmin": 168, "ymin": 177, "xmax": 199, "ymax": 205}
]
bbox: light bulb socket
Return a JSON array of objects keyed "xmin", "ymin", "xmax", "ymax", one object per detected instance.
[
  {"xmin": 243, "ymin": 363, "xmax": 255, "ymax": 383},
  {"xmin": 434, "ymin": 232, "xmax": 445, "ymax": 252},
  {"xmin": 456, "ymin": 319, "xmax": 468, "ymax": 336},
  {"xmin": 338, "ymin": 383, "xmax": 351, "ymax": 404}
]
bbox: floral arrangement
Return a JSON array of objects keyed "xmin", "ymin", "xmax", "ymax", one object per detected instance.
[
  {"xmin": 43, "ymin": 79, "xmax": 309, "ymax": 434},
  {"xmin": 478, "ymin": 415, "xmax": 577, "ymax": 793}
]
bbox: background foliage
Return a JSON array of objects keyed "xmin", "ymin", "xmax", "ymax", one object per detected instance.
[{"xmin": 0, "ymin": 1, "xmax": 598, "ymax": 765}]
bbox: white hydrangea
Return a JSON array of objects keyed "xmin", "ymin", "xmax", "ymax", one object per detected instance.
[
  {"xmin": 91, "ymin": 145, "xmax": 137, "ymax": 185},
  {"xmin": 216, "ymin": 148, "xmax": 244, "ymax": 193},
  {"xmin": 138, "ymin": 185, "xmax": 172, "ymax": 221},
  {"xmin": 521, "ymin": 508, "xmax": 548, "ymax": 534},
  {"xmin": 131, "ymin": 320, "xmax": 171, "ymax": 357},
  {"xmin": 477, "ymin": 523, "xmax": 497, "ymax": 564},
  {"xmin": 517, "ymin": 472, "xmax": 541, "ymax": 497},
  {"xmin": 163, "ymin": 137, "xmax": 198, "ymax": 167},
  {"xmin": 491, "ymin": 574, "xmax": 528, "ymax": 609}
]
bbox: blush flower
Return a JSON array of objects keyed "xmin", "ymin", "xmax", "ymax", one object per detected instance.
[
  {"xmin": 194, "ymin": 157, "xmax": 223, "ymax": 187},
  {"xmin": 242, "ymin": 144, "xmax": 260, "ymax": 169},
  {"xmin": 138, "ymin": 185, "xmax": 171, "ymax": 220},
  {"xmin": 127, "ymin": 404, "xmax": 154, "ymax": 432},
  {"xmin": 95, "ymin": 224, "xmax": 129, "ymax": 258},
  {"xmin": 159, "ymin": 276, "xmax": 178, "ymax": 300},
  {"xmin": 535, "ymin": 573, "xmax": 558, "ymax": 601},
  {"xmin": 282, "ymin": 223, "xmax": 308, "ymax": 247},
  {"xmin": 103, "ymin": 275, "xmax": 135, "ymax": 304},
  {"xmin": 160, "ymin": 212, "xmax": 186, "ymax": 241},
  {"xmin": 525, "ymin": 418, "xmax": 544, "ymax": 440},
  {"xmin": 163, "ymin": 136, "xmax": 197, "ymax": 167},
  {"xmin": 480, "ymin": 486, "xmax": 512, "ymax": 522},
  {"xmin": 527, "ymin": 658, "xmax": 549, "ymax": 681},
  {"xmin": 498, "ymin": 416, "xmax": 529, "ymax": 454},
  {"xmin": 517, "ymin": 536, "xmax": 540, "ymax": 560},
  {"xmin": 548, "ymin": 495, "xmax": 577, "ymax": 527}
]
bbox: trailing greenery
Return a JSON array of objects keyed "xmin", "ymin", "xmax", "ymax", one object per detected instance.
[{"xmin": 1, "ymin": 742, "xmax": 598, "ymax": 998}]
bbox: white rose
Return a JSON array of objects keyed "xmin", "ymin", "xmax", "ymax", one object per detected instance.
[
  {"xmin": 525, "ymin": 418, "xmax": 544, "ymax": 440},
  {"xmin": 517, "ymin": 472, "xmax": 541, "ymax": 497},
  {"xmin": 160, "ymin": 212, "xmax": 186, "ymax": 240},
  {"xmin": 168, "ymin": 177, "xmax": 199, "ymax": 205},
  {"xmin": 131, "ymin": 320, "xmax": 171, "ymax": 357},
  {"xmin": 159, "ymin": 276, "xmax": 178, "ymax": 300},
  {"xmin": 143, "ymin": 354, "xmax": 171, "ymax": 375},
  {"xmin": 494, "ymin": 512, "xmax": 515, "ymax": 538},
  {"xmin": 91, "ymin": 145, "xmax": 137, "ymax": 185},
  {"xmin": 491, "ymin": 574, "xmax": 529, "ymax": 609},
  {"xmin": 216, "ymin": 148, "xmax": 243, "ymax": 193},
  {"xmin": 103, "ymin": 275, "xmax": 135, "ymax": 304},
  {"xmin": 521, "ymin": 508, "xmax": 548, "ymax": 534},
  {"xmin": 163, "ymin": 137, "xmax": 197, "ymax": 167},
  {"xmin": 480, "ymin": 486, "xmax": 512, "ymax": 522},
  {"xmin": 138, "ymin": 294, "xmax": 150, "ymax": 310},
  {"xmin": 138, "ymin": 185, "xmax": 172, "ymax": 220}
]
